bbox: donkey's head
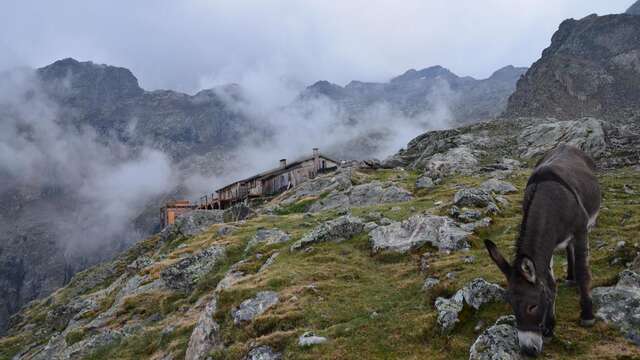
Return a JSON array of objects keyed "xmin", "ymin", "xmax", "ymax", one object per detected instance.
[{"xmin": 484, "ymin": 240, "xmax": 554, "ymax": 357}]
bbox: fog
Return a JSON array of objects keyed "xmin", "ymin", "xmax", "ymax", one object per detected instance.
[{"xmin": 0, "ymin": 69, "xmax": 175, "ymax": 255}]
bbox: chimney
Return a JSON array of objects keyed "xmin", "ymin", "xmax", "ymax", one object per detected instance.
[
  {"xmin": 313, "ymin": 148, "xmax": 320, "ymax": 174},
  {"xmin": 280, "ymin": 159, "xmax": 287, "ymax": 168}
]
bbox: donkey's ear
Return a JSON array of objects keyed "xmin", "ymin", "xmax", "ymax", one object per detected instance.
[
  {"xmin": 520, "ymin": 257, "xmax": 537, "ymax": 284},
  {"xmin": 484, "ymin": 240, "xmax": 512, "ymax": 277}
]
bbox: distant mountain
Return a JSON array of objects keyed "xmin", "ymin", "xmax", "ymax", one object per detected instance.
[
  {"xmin": 298, "ymin": 65, "xmax": 527, "ymax": 125},
  {"xmin": 505, "ymin": 13, "xmax": 640, "ymax": 120},
  {"xmin": 37, "ymin": 58, "xmax": 252, "ymax": 161}
]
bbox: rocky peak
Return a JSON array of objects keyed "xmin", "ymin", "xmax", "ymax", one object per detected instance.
[
  {"xmin": 627, "ymin": 1, "xmax": 640, "ymax": 15},
  {"xmin": 487, "ymin": 65, "xmax": 527, "ymax": 82},
  {"xmin": 390, "ymin": 65, "xmax": 458, "ymax": 83},
  {"xmin": 505, "ymin": 13, "xmax": 640, "ymax": 120},
  {"xmin": 37, "ymin": 58, "xmax": 144, "ymax": 102}
]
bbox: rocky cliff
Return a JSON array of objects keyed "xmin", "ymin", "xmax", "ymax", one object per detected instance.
[{"xmin": 505, "ymin": 13, "xmax": 640, "ymax": 120}]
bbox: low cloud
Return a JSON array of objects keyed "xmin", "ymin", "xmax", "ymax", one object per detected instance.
[{"xmin": 0, "ymin": 68, "xmax": 175, "ymax": 256}]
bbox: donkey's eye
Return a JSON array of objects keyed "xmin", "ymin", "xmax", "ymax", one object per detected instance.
[{"xmin": 527, "ymin": 304, "xmax": 538, "ymax": 314}]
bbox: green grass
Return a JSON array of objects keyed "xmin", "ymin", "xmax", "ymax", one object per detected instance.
[{"xmin": 7, "ymin": 166, "xmax": 640, "ymax": 360}]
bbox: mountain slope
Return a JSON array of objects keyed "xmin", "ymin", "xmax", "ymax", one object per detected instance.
[
  {"xmin": 2, "ymin": 135, "xmax": 640, "ymax": 359},
  {"xmin": 505, "ymin": 13, "xmax": 640, "ymax": 120}
]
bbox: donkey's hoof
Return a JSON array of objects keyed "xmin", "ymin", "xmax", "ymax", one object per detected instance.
[
  {"xmin": 580, "ymin": 318, "xmax": 596, "ymax": 327},
  {"xmin": 564, "ymin": 279, "xmax": 577, "ymax": 287}
]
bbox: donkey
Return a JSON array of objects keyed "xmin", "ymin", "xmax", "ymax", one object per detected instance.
[{"xmin": 484, "ymin": 144, "xmax": 601, "ymax": 357}]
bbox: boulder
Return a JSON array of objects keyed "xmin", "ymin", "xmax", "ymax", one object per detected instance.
[
  {"xmin": 424, "ymin": 146, "xmax": 479, "ymax": 178},
  {"xmin": 592, "ymin": 270, "xmax": 640, "ymax": 345},
  {"xmin": 436, "ymin": 278, "xmax": 506, "ymax": 332},
  {"xmin": 454, "ymin": 188, "xmax": 494, "ymax": 208},
  {"xmin": 518, "ymin": 118, "xmax": 608, "ymax": 159},
  {"xmin": 309, "ymin": 181, "xmax": 413, "ymax": 212},
  {"xmin": 422, "ymin": 277, "xmax": 441, "ymax": 291},
  {"xmin": 291, "ymin": 215, "xmax": 365, "ymax": 251},
  {"xmin": 232, "ymin": 291, "xmax": 279, "ymax": 324},
  {"xmin": 259, "ymin": 252, "xmax": 280, "ymax": 273},
  {"xmin": 479, "ymin": 179, "xmax": 517, "ymax": 194},
  {"xmin": 298, "ymin": 331, "xmax": 328, "ymax": 347},
  {"xmin": 416, "ymin": 175, "xmax": 435, "ymax": 189},
  {"xmin": 461, "ymin": 278, "xmax": 507, "ymax": 310},
  {"xmin": 245, "ymin": 346, "xmax": 282, "ymax": 360},
  {"xmin": 469, "ymin": 316, "xmax": 521, "ymax": 360},
  {"xmin": 185, "ymin": 297, "xmax": 222, "ymax": 360},
  {"xmin": 435, "ymin": 292, "xmax": 465, "ymax": 333},
  {"xmin": 160, "ymin": 245, "xmax": 226, "ymax": 292},
  {"xmin": 369, "ymin": 214, "xmax": 471, "ymax": 253},
  {"xmin": 246, "ymin": 228, "xmax": 290, "ymax": 251}
]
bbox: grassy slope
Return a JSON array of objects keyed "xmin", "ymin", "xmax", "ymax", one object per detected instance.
[{"xmin": 1, "ymin": 167, "xmax": 639, "ymax": 360}]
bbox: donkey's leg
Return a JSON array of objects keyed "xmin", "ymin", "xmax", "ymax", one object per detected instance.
[
  {"xmin": 574, "ymin": 229, "xmax": 595, "ymax": 326},
  {"xmin": 565, "ymin": 243, "xmax": 576, "ymax": 286},
  {"xmin": 543, "ymin": 272, "xmax": 557, "ymax": 340}
]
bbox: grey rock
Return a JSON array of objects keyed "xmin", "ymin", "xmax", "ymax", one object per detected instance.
[
  {"xmin": 126, "ymin": 256, "xmax": 153, "ymax": 272},
  {"xmin": 291, "ymin": 215, "xmax": 364, "ymax": 251},
  {"xmin": 259, "ymin": 252, "xmax": 280, "ymax": 273},
  {"xmin": 461, "ymin": 278, "xmax": 506, "ymax": 310},
  {"xmin": 160, "ymin": 245, "xmax": 226, "ymax": 291},
  {"xmin": 422, "ymin": 277, "xmax": 440, "ymax": 291},
  {"xmin": 364, "ymin": 222, "xmax": 379, "ymax": 232},
  {"xmin": 369, "ymin": 214, "xmax": 471, "ymax": 253},
  {"xmin": 217, "ymin": 225, "xmax": 238, "ymax": 237},
  {"xmin": 464, "ymin": 256, "xmax": 476, "ymax": 264},
  {"xmin": 592, "ymin": 270, "xmax": 640, "ymax": 344},
  {"xmin": 518, "ymin": 118, "xmax": 608, "ymax": 159},
  {"xmin": 424, "ymin": 146, "xmax": 479, "ymax": 178},
  {"xmin": 469, "ymin": 319, "xmax": 521, "ymax": 360},
  {"xmin": 479, "ymin": 179, "xmax": 517, "ymax": 194},
  {"xmin": 298, "ymin": 331, "xmax": 328, "ymax": 347},
  {"xmin": 436, "ymin": 278, "xmax": 506, "ymax": 332},
  {"xmin": 416, "ymin": 175, "xmax": 435, "ymax": 189},
  {"xmin": 309, "ymin": 181, "xmax": 412, "ymax": 212},
  {"xmin": 185, "ymin": 297, "xmax": 222, "ymax": 360},
  {"xmin": 435, "ymin": 291, "xmax": 465, "ymax": 333},
  {"xmin": 232, "ymin": 291, "xmax": 279, "ymax": 324},
  {"xmin": 246, "ymin": 229, "xmax": 290, "ymax": 251},
  {"xmin": 245, "ymin": 346, "xmax": 282, "ymax": 360},
  {"xmin": 454, "ymin": 188, "xmax": 494, "ymax": 208}
]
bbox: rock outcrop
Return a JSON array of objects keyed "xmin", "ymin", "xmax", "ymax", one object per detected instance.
[
  {"xmin": 185, "ymin": 297, "xmax": 222, "ymax": 360},
  {"xmin": 308, "ymin": 181, "xmax": 412, "ymax": 212},
  {"xmin": 246, "ymin": 229, "xmax": 291, "ymax": 251},
  {"xmin": 436, "ymin": 278, "xmax": 506, "ymax": 332},
  {"xmin": 469, "ymin": 316, "xmax": 521, "ymax": 360},
  {"xmin": 232, "ymin": 291, "xmax": 280, "ymax": 325},
  {"xmin": 592, "ymin": 270, "xmax": 640, "ymax": 344},
  {"xmin": 369, "ymin": 214, "xmax": 471, "ymax": 253},
  {"xmin": 518, "ymin": 118, "xmax": 608, "ymax": 159},
  {"xmin": 245, "ymin": 346, "xmax": 282, "ymax": 360},
  {"xmin": 290, "ymin": 215, "xmax": 365, "ymax": 251},
  {"xmin": 505, "ymin": 13, "xmax": 640, "ymax": 120},
  {"xmin": 160, "ymin": 245, "xmax": 226, "ymax": 291}
]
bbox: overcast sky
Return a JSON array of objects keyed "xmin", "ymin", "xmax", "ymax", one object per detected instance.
[{"xmin": 0, "ymin": 0, "xmax": 633, "ymax": 94}]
